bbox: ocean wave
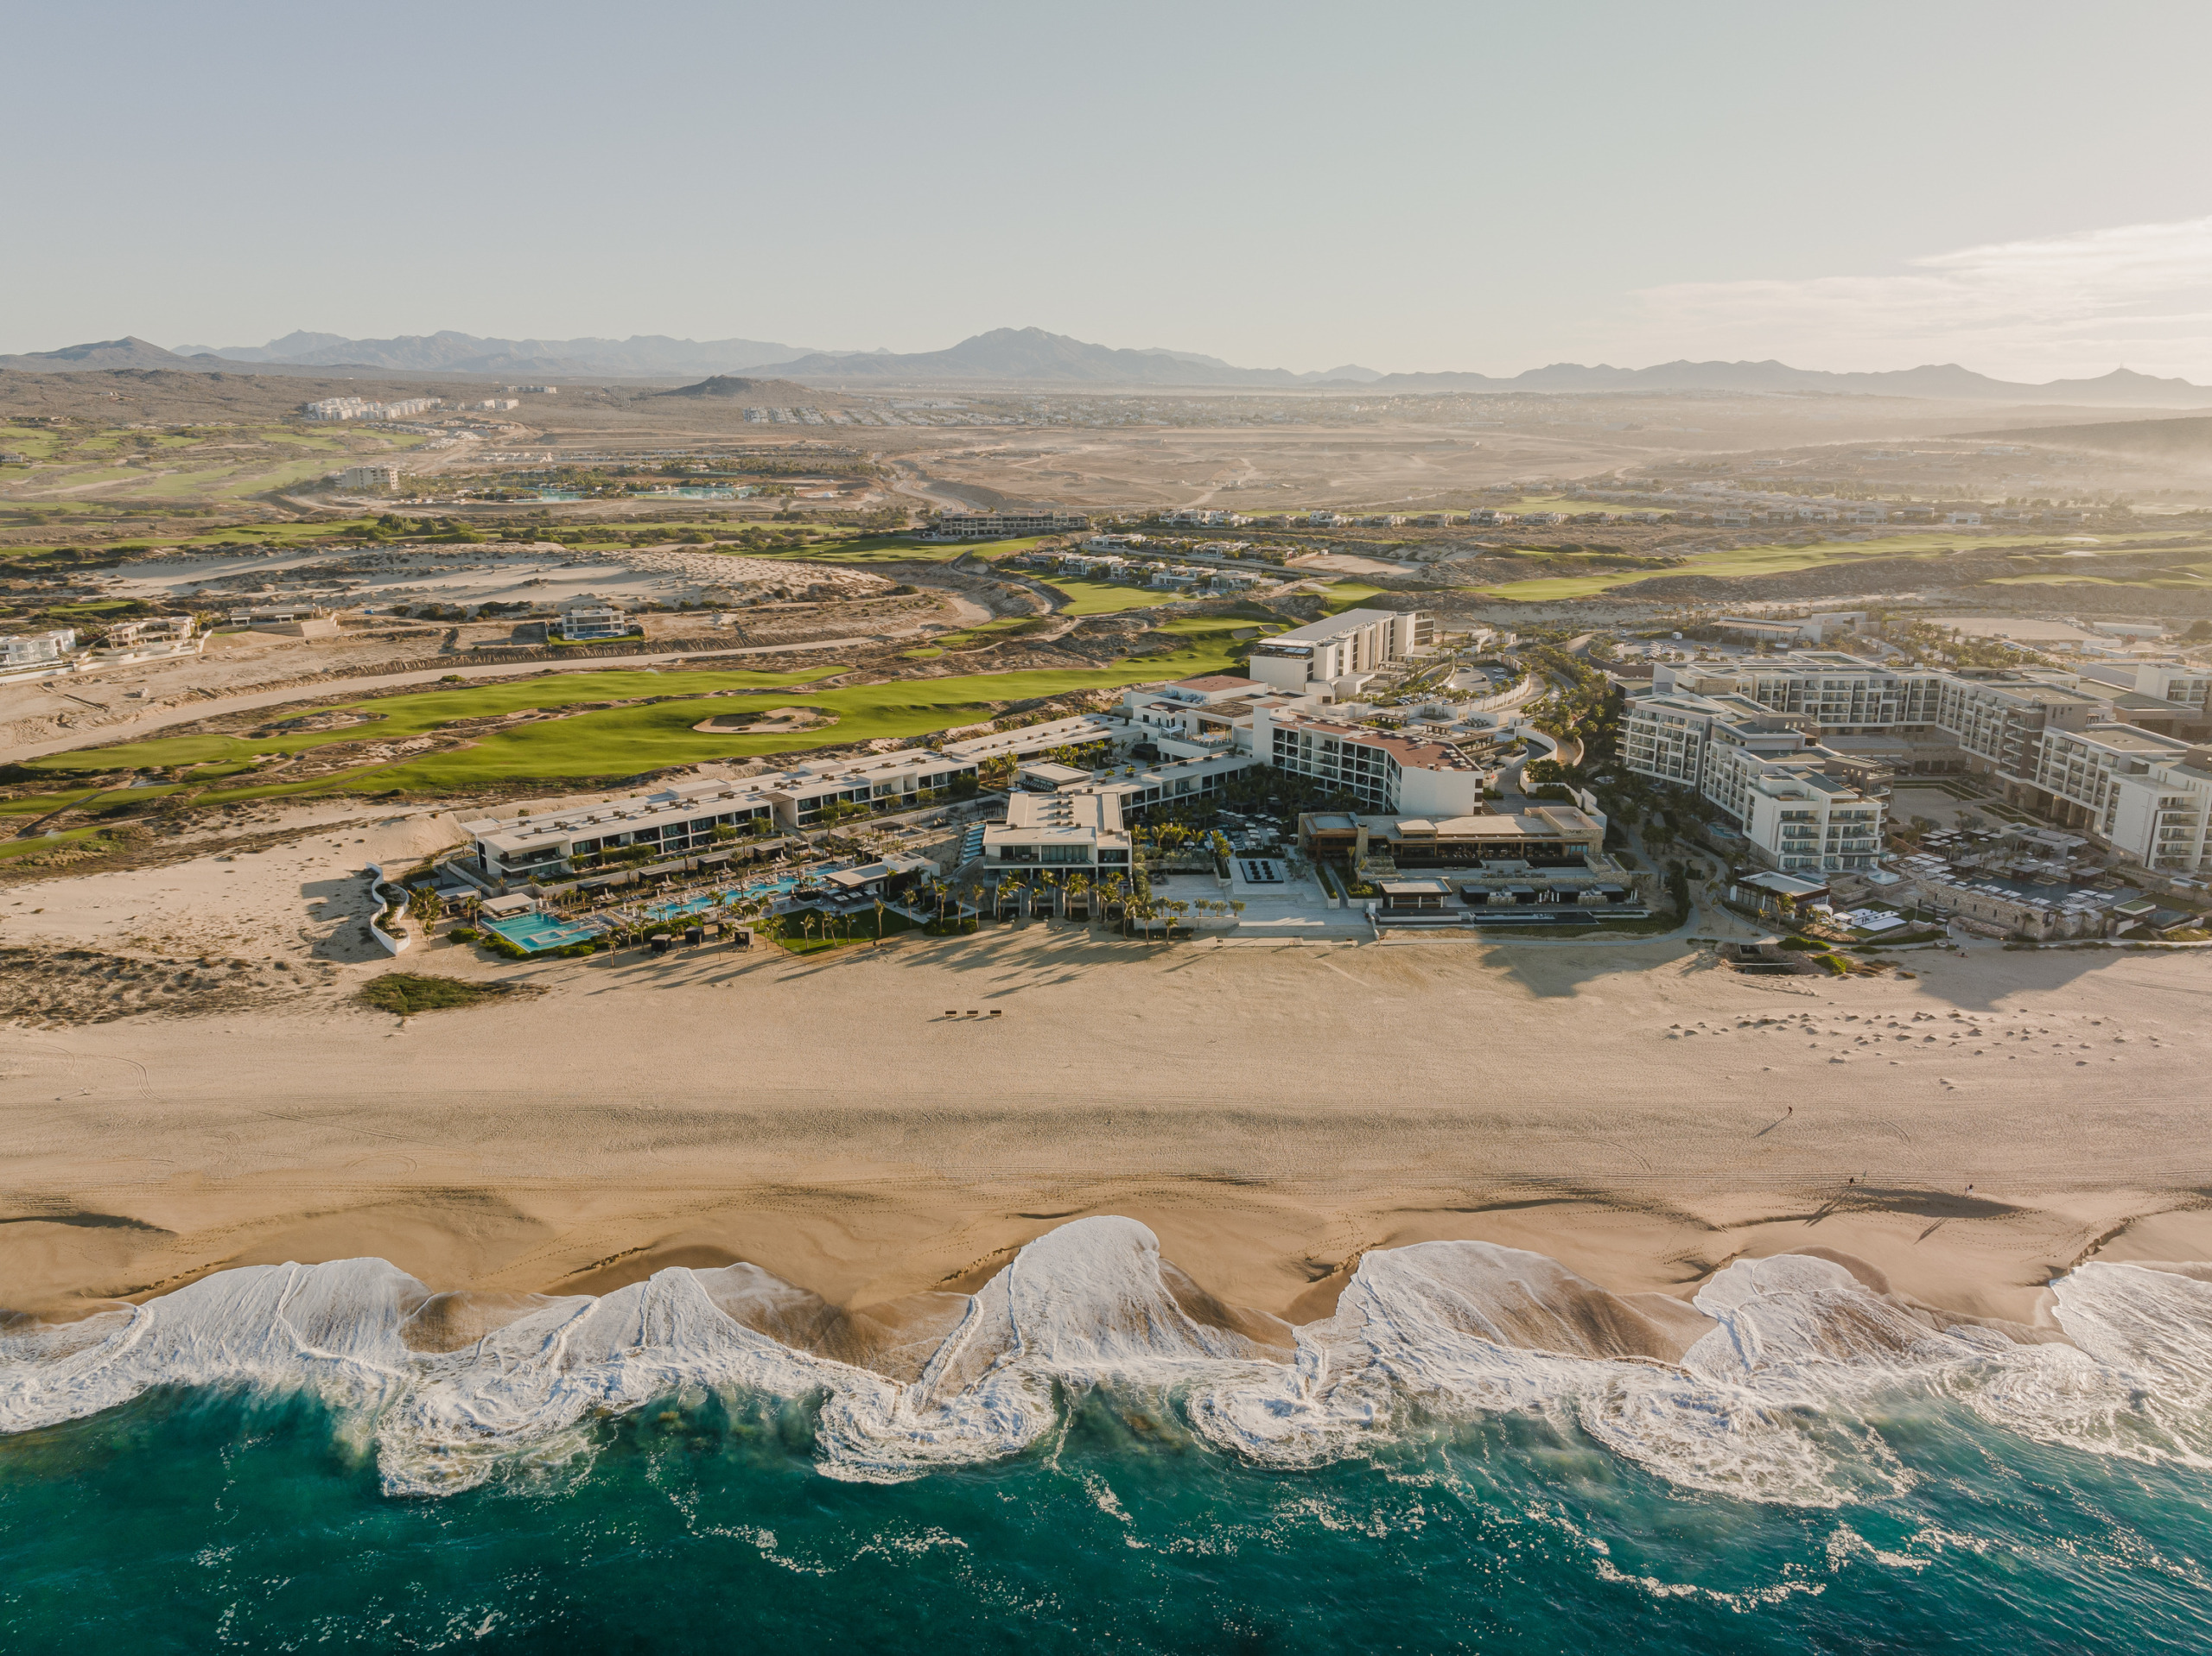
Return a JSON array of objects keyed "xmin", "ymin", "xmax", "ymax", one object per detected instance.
[{"xmin": 3, "ymin": 1218, "xmax": 2209, "ymax": 1502}]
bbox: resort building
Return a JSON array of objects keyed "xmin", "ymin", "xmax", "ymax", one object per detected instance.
[
  {"xmin": 92, "ymin": 615, "xmax": 200, "ymax": 663},
  {"xmin": 1, "ymin": 628, "xmax": 79, "ymax": 669},
  {"xmin": 924, "ymin": 509, "xmax": 1090, "ymax": 539},
  {"xmin": 1257, "ymin": 706, "xmax": 1484, "ymax": 817},
  {"xmin": 460, "ymin": 751, "xmax": 982, "ymax": 885},
  {"xmin": 1073, "ymin": 751, "xmax": 1262, "ymax": 819},
  {"xmin": 1298, "ymin": 807, "xmax": 1648, "ymax": 918},
  {"xmin": 335, "ymin": 463, "xmax": 401, "ymax": 491},
  {"xmin": 462, "ymin": 777, "xmax": 783, "ymax": 884},
  {"xmin": 1244, "ymin": 608, "xmax": 1433, "ymax": 695},
  {"xmin": 762, "ymin": 751, "xmax": 981, "ymax": 829},
  {"xmin": 939, "ymin": 713, "xmax": 1124, "ymax": 766},
  {"xmin": 560, "ymin": 606, "xmax": 633, "ymax": 642},
  {"xmin": 2105, "ymin": 752, "xmax": 2212, "ymax": 876},
  {"xmin": 1622, "ymin": 690, "xmax": 1885, "ymax": 873},
  {"xmin": 982, "ymin": 790, "xmax": 1134, "ymax": 872}
]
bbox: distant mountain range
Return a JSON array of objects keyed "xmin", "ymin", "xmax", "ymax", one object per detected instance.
[
  {"xmin": 167, "ymin": 329, "xmax": 822, "ymax": 378},
  {"xmin": 0, "ymin": 336, "xmax": 198, "ymax": 372},
  {"xmin": 731, "ymin": 327, "xmax": 1382, "ymax": 387},
  {"xmin": 3, "ymin": 328, "xmax": 2208, "ymax": 407},
  {"xmin": 1354, "ymin": 359, "xmax": 2212, "ymax": 405}
]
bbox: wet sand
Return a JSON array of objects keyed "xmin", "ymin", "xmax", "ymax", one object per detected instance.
[{"xmin": 4, "ymin": 914, "xmax": 2209, "ymax": 1328}]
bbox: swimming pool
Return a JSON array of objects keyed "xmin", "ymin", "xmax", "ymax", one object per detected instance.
[
  {"xmin": 482, "ymin": 911, "xmax": 607, "ymax": 952},
  {"xmin": 640, "ymin": 874, "xmax": 801, "ymax": 923}
]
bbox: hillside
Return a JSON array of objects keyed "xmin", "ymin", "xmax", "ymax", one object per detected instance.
[
  {"xmin": 171, "ymin": 330, "xmax": 820, "ymax": 378},
  {"xmin": 652, "ymin": 375, "xmax": 833, "ymax": 402},
  {"xmin": 1965, "ymin": 414, "xmax": 2212, "ymax": 459},
  {"xmin": 0, "ymin": 337, "xmax": 202, "ymax": 372}
]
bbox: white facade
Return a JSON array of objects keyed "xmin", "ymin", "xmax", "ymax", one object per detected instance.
[
  {"xmin": 1245, "ymin": 607, "xmax": 1429, "ymax": 694},
  {"xmin": 560, "ymin": 606, "xmax": 632, "ymax": 641},
  {"xmin": 982, "ymin": 790, "xmax": 1134, "ymax": 872},
  {"xmin": 1622, "ymin": 690, "xmax": 1885, "ymax": 872},
  {"xmin": 2107, "ymin": 759, "xmax": 2212, "ymax": 875},
  {"xmin": 1257, "ymin": 707, "xmax": 1484, "ymax": 818},
  {"xmin": 0, "ymin": 628, "xmax": 78, "ymax": 669},
  {"xmin": 464, "ymin": 751, "xmax": 985, "ymax": 880},
  {"xmin": 335, "ymin": 463, "xmax": 401, "ymax": 491},
  {"xmin": 925, "ymin": 510, "xmax": 1090, "ymax": 539}
]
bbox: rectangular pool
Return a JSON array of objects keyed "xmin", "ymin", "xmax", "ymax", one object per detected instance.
[{"xmin": 483, "ymin": 911, "xmax": 607, "ymax": 952}]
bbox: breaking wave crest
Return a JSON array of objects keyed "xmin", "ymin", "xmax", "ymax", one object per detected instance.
[{"xmin": 3, "ymin": 1217, "xmax": 2208, "ymax": 1503}]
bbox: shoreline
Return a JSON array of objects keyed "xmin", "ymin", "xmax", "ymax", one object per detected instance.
[{"xmin": 5, "ymin": 924, "xmax": 2209, "ymax": 1329}]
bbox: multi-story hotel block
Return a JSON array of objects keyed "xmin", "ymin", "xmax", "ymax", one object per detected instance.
[{"xmin": 1630, "ymin": 650, "xmax": 2212, "ymax": 876}]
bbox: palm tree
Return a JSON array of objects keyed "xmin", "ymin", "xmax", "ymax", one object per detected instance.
[
  {"xmin": 801, "ymin": 912, "xmax": 818, "ymax": 946},
  {"xmin": 874, "ymin": 895, "xmax": 887, "ymax": 943}
]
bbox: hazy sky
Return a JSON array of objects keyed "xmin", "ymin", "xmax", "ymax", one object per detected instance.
[{"xmin": 6, "ymin": 0, "xmax": 2210, "ymax": 379}]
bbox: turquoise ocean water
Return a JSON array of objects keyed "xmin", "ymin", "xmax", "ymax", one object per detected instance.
[{"xmin": 7, "ymin": 1220, "xmax": 2212, "ymax": 1652}]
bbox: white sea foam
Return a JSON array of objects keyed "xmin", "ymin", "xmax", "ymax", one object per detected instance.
[{"xmin": 4, "ymin": 1219, "xmax": 2211, "ymax": 1502}]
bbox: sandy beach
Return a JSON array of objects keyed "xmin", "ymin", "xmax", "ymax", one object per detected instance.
[{"xmin": 4, "ymin": 818, "xmax": 2209, "ymax": 1334}]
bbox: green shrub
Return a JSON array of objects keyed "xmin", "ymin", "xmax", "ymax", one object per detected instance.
[
  {"xmin": 358, "ymin": 974, "xmax": 517, "ymax": 1016},
  {"xmin": 445, "ymin": 926, "xmax": 480, "ymax": 944}
]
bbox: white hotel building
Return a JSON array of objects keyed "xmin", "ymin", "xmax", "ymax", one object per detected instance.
[
  {"xmin": 1244, "ymin": 608, "xmax": 1433, "ymax": 696},
  {"xmin": 1630, "ymin": 651, "xmax": 2212, "ymax": 876},
  {"xmin": 462, "ymin": 751, "xmax": 982, "ymax": 885}
]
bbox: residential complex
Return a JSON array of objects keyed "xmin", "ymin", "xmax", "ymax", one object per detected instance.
[
  {"xmin": 1, "ymin": 628, "xmax": 78, "ymax": 670},
  {"xmin": 1627, "ymin": 650, "xmax": 2212, "ymax": 875},
  {"xmin": 461, "ymin": 750, "xmax": 985, "ymax": 884},
  {"xmin": 302, "ymin": 397, "xmax": 442, "ymax": 422},
  {"xmin": 335, "ymin": 463, "xmax": 401, "ymax": 492},
  {"xmin": 923, "ymin": 509, "xmax": 1090, "ymax": 539}
]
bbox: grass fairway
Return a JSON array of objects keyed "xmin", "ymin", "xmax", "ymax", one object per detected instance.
[
  {"xmin": 1318, "ymin": 580, "xmax": 1390, "ymax": 612},
  {"xmin": 1040, "ymin": 577, "xmax": 1177, "ymax": 615},
  {"xmin": 1990, "ymin": 560, "xmax": 2212, "ymax": 590},
  {"xmin": 346, "ymin": 616, "xmax": 1262, "ymax": 788},
  {"xmin": 1478, "ymin": 533, "xmax": 2165, "ymax": 602},
  {"xmin": 175, "ymin": 520, "xmax": 382, "ymax": 549},
  {"xmin": 22, "ymin": 665, "xmax": 845, "ymax": 776},
  {"xmin": 22, "ymin": 618, "xmax": 1270, "ymax": 796}
]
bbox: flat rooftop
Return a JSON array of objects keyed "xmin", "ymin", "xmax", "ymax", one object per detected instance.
[{"xmin": 1263, "ymin": 607, "xmax": 1408, "ymax": 646}]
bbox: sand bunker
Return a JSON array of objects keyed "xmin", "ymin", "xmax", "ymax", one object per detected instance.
[{"xmin": 690, "ymin": 706, "xmax": 836, "ymax": 733}]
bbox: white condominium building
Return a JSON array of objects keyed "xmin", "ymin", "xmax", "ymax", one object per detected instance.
[
  {"xmin": 926, "ymin": 510, "xmax": 1090, "ymax": 538},
  {"xmin": 1622, "ymin": 690, "xmax": 1885, "ymax": 873},
  {"xmin": 1660, "ymin": 652, "xmax": 1943, "ymax": 733},
  {"xmin": 1, "ymin": 628, "xmax": 79, "ymax": 669},
  {"xmin": 462, "ymin": 752, "xmax": 984, "ymax": 884},
  {"xmin": 1245, "ymin": 608, "xmax": 1432, "ymax": 695},
  {"xmin": 1256, "ymin": 706, "xmax": 1484, "ymax": 818},
  {"xmin": 2107, "ymin": 755, "xmax": 2212, "ymax": 875},
  {"xmin": 1633, "ymin": 650, "xmax": 2212, "ymax": 874}
]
